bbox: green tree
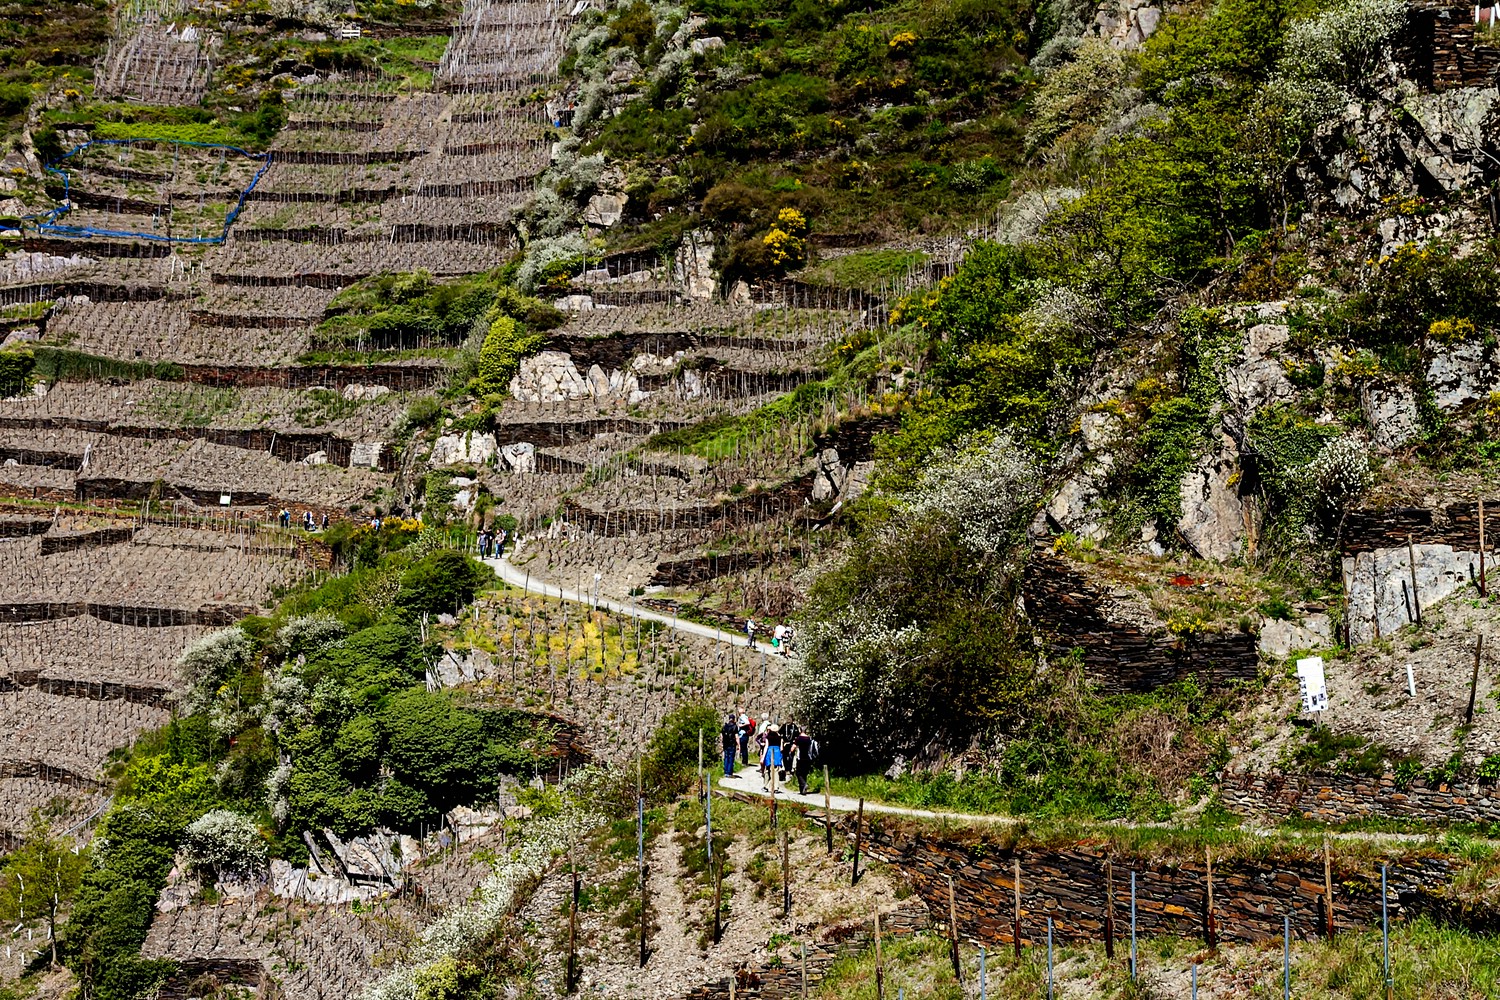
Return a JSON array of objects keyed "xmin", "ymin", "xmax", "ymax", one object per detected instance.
[
  {"xmin": 0, "ymin": 815, "xmax": 87, "ymax": 967},
  {"xmin": 472, "ymin": 314, "xmax": 543, "ymax": 396},
  {"xmin": 395, "ymin": 551, "xmax": 491, "ymax": 617}
]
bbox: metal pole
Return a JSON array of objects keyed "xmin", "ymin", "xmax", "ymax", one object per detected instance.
[
  {"xmin": 1192, "ymin": 962, "xmax": 1198, "ymax": 1000},
  {"xmin": 979, "ymin": 945, "xmax": 986, "ymax": 1000},
  {"xmin": 1130, "ymin": 871, "xmax": 1137, "ymax": 983},
  {"xmin": 1047, "ymin": 916, "xmax": 1054, "ymax": 1000},
  {"xmin": 1382, "ymin": 864, "xmax": 1391, "ymax": 997},
  {"xmin": 1284, "ymin": 913, "xmax": 1291, "ymax": 1000}
]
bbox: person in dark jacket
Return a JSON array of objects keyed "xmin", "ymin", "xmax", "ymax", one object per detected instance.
[
  {"xmin": 720, "ymin": 713, "xmax": 738, "ymax": 777},
  {"xmin": 791, "ymin": 726, "xmax": 814, "ymax": 794}
]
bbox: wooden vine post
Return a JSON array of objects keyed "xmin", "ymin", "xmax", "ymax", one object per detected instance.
[
  {"xmin": 781, "ymin": 830, "xmax": 792, "ymax": 916},
  {"xmin": 851, "ymin": 798, "xmax": 864, "ymax": 885},
  {"xmin": 1323, "ymin": 837, "xmax": 1336, "ymax": 940},
  {"xmin": 712, "ymin": 856, "xmax": 724, "ymax": 944},
  {"xmin": 1407, "ymin": 533, "xmax": 1423, "ymax": 626},
  {"xmin": 948, "ymin": 874, "xmax": 963, "ymax": 984},
  {"xmin": 1204, "ymin": 847, "xmax": 1216, "ymax": 949},
  {"xmin": 1468, "ymin": 635, "xmax": 1486, "ymax": 727},
  {"xmin": 1013, "ymin": 856, "xmax": 1023, "ymax": 960},
  {"xmin": 1104, "ymin": 856, "xmax": 1116, "ymax": 960},
  {"xmin": 823, "ymin": 765, "xmax": 833, "ymax": 855},
  {"xmin": 1480, "ymin": 496, "xmax": 1488, "ymax": 598},
  {"xmin": 873, "ymin": 908, "xmax": 885, "ymax": 1000}
]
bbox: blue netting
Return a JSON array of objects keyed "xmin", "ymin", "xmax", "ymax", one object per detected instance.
[{"xmin": 26, "ymin": 138, "xmax": 273, "ymax": 244}]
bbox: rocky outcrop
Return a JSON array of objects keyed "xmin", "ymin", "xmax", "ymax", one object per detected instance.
[
  {"xmin": 1177, "ymin": 431, "xmax": 1247, "ymax": 561},
  {"xmin": 1093, "ymin": 0, "xmax": 1162, "ymax": 49},
  {"xmin": 510, "ymin": 350, "xmax": 649, "ymax": 405},
  {"xmin": 1360, "ymin": 384, "xmax": 1421, "ymax": 451},
  {"xmin": 1343, "ymin": 542, "xmax": 1479, "ymax": 643},
  {"xmin": 430, "ymin": 431, "xmax": 499, "ymax": 467},
  {"xmin": 1428, "ymin": 338, "xmax": 1499, "ymax": 411}
]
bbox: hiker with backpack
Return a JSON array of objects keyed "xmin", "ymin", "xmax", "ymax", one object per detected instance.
[
  {"xmin": 791, "ymin": 725, "xmax": 816, "ymax": 794},
  {"xmin": 720, "ymin": 713, "xmax": 738, "ymax": 778}
]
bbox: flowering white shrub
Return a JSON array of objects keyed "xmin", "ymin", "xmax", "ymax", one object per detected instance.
[
  {"xmin": 1279, "ymin": 0, "xmax": 1406, "ymax": 92},
  {"xmin": 1303, "ymin": 434, "xmax": 1374, "ymax": 506},
  {"xmin": 176, "ymin": 627, "xmax": 251, "ymax": 713},
  {"xmin": 181, "ymin": 809, "xmax": 267, "ymax": 882},
  {"xmin": 897, "ymin": 434, "xmax": 1043, "ymax": 556},
  {"xmin": 363, "ymin": 788, "xmax": 604, "ymax": 1000},
  {"xmin": 276, "ymin": 613, "xmax": 345, "ymax": 658},
  {"xmin": 516, "ymin": 233, "xmax": 592, "ymax": 292}
]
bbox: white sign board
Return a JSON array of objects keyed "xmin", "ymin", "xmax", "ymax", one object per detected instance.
[
  {"xmin": 219, "ymin": 494, "xmax": 232, "ymax": 506},
  {"xmin": 1296, "ymin": 656, "xmax": 1328, "ymax": 713}
]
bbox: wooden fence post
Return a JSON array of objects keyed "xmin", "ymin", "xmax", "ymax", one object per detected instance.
[
  {"xmin": 1205, "ymin": 848, "xmax": 1216, "ymax": 949},
  {"xmin": 851, "ymin": 798, "xmax": 864, "ymax": 886},
  {"xmin": 1323, "ymin": 837, "xmax": 1336, "ymax": 940},
  {"xmin": 1407, "ymin": 534, "xmax": 1422, "ymax": 626},
  {"xmin": 824, "ymin": 765, "xmax": 833, "ymax": 855},
  {"xmin": 1013, "ymin": 856, "xmax": 1022, "ymax": 960},
  {"xmin": 948, "ymin": 874, "xmax": 963, "ymax": 984},
  {"xmin": 1468, "ymin": 635, "xmax": 1485, "ymax": 728},
  {"xmin": 782, "ymin": 831, "xmax": 792, "ymax": 917},
  {"xmin": 874, "ymin": 908, "xmax": 885, "ymax": 1000},
  {"xmin": 1104, "ymin": 855, "xmax": 1116, "ymax": 960}
]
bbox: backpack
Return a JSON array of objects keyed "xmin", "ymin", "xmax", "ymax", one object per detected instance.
[{"xmin": 809, "ymin": 738, "xmax": 820, "ymax": 762}]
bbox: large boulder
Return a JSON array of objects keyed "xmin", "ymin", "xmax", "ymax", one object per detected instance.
[
  {"xmin": 1360, "ymin": 384, "xmax": 1420, "ymax": 452},
  {"xmin": 1177, "ymin": 431, "xmax": 1246, "ymax": 561},
  {"xmin": 510, "ymin": 351, "xmax": 591, "ymax": 402},
  {"xmin": 430, "ymin": 432, "xmax": 498, "ymax": 466},
  {"xmin": 1428, "ymin": 339, "xmax": 1498, "ymax": 412},
  {"xmin": 1343, "ymin": 544, "xmax": 1477, "ymax": 644},
  {"xmin": 501, "ymin": 442, "xmax": 536, "ymax": 474},
  {"xmin": 811, "ymin": 448, "xmax": 847, "ymax": 501}
]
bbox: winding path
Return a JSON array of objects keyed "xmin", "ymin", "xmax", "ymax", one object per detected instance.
[{"xmin": 482, "ymin": 552, "xmax": 791, "ymax": 655}]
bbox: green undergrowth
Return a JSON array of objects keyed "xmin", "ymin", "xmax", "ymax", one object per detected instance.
[{"xmin": 28, "ymin": 347, "xmax": 185, "ymax": 384}]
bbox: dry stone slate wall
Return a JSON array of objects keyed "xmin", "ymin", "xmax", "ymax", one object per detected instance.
[
  {"xmin": 862, "ymin": 827, "xmax": 1496, "ymax": 947},
  {"xmin": 1022, "ymin": 551, "xmax": 1261, "ymax": 694},
  {"xmin": 1220, "ymin": 770, "xmax": 1500, "ymax": 826}
]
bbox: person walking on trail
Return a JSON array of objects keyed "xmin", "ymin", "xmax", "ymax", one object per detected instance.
[
  {"xmin": 738, "ymin": 713, "xmax": 753, "ymax": 766},
  {"xmin": 720, "ymin": 713, "xmax": 738, "ymax": 778},
  {"xmin": 772, "ymin": 623, "xmax": 786, "ymax": 651},
  {"xmin": 760, "ymin": 723, "xmax": 784, "ymax": 793},
  {"xmin": 791, "ymin": 726, "xmax": 814, "ymax": 795},
  {"xmin": 745, "ymin": 618, "xmax": 757, "ymax": 646}
]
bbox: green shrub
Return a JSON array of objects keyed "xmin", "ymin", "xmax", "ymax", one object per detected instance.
[
  {"xmin": 394, "ymin": 550, "xmax": 492, "ymax": 616},
  {"xmin": 0, "ymin": 349, "xmax": 35, "ymax": 398},
  {"xmin": 472, "ymin": 314, "xmax": 544, "ymax": 396}
]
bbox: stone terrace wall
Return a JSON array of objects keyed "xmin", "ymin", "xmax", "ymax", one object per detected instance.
[
  {"xmin": 1022, "ymin": 551, "xmax": 1261, "ymax": 694},
  {"xmin": 862, "ymin": 828, "xmax": 1494, "ymax": 947},
  {"xmin": 1342, "ymin": 499, "xmax": 1498, "ymax": 554},
  {"xmin": 1398, "ymin": 4, "xmax": 1500, "ymax": 89},
  {"xmin": 1221, "ymin": 770, "xmax": 1500, "ymax": 826}
]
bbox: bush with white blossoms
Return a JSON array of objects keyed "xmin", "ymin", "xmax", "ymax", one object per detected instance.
[
  {"xmin": 896, "ymin": 433, "xmax": 1044, "ymax": 557},
  {"xmin": 176, "ymin": 627, "xmax": 252, "ymax": 714},
  {"xmin": 276, "ymin": 613, "xmax": 346, "ymax": 659},
  {"xmin": 363, "ymin": 779, "xmax": 604, "ymax": 1000},
  {"xmin": 181, "ymin": 809, "xmax": 267, "ymax": 883}
]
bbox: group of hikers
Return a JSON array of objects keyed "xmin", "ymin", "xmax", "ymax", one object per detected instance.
[
  {"xmin": 475, "ymin": 528, "xmax": 510, "ymax": 559},
  {"xmin": 278, "ymin": 509, "xmax": 329, "ymax": 532},
  {"xmin": 744, "ymin": 618, "xmax": 795, "ymax": 655},
  {"xmin": 720, "ymin": 712, "xmax": 819, "ymax": 795}
]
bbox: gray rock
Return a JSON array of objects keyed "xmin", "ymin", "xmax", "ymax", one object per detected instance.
[
  {"xmin": 1258, "ymin": 614, "xmax": 1333, "ymax": 657},
  {"xmin": 1361, "ymin": 385, "xmax": 1420, "ymax": 451},
  {"xmin": 691, "ymin": 35, "xmax": 724, "ymax": 54},
  {"xmin": 1427, "ymin": 340, "xmax": 1497, "ymax": 411},
  {"xmin": 299, "ymin": 451, "xmax": 328, "ymax": 466},
  {"xmin": 501, "ymin": 441, "xmax": 536, "ymax": 474},
  {"xmin": 430, "ymin": 431, "xmax": 498, "ymax": 466},
  {"xmin": 1178, "ymin": 432, "xmax": 1245, "ymax": 561},
  {"xmin": 811, "ymin": 448, "xmax": 847, "ymax": 501},
  {"xmin": 511, "ymin": 351, "xmax": 591, "ymax": 402},
  {"xmin": 675, "ymin": 229, "xmax": 717, "ymax": 301},
  {"xmin": 584, "ymin": 192, "xmax": 626, "ymax": 227},
  {"xmin": 1343, "ymin": 544, "xmax": 1478, "ymax": 645},
  {"xmin": 350, "ymin": 441, "xmax": 382, "ymax": 469},
  {"xmin": 587, "ymin": 363, "xmax": 613, "ymax": 400}
]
